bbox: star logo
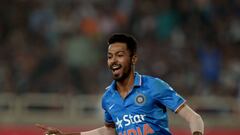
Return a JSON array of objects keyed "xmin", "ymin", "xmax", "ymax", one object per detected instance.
[{"xmin": 116, "ymin": 117, "xmax": 123, "ymax": 129}]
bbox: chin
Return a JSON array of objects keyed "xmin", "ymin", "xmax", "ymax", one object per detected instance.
[
  {"xmin": 112, "ymin": 74, "xmax": 122, "ymax": 81},
  {"xmin": 113, "ymin": 72, "xmax": 130, "ymax": 82}
]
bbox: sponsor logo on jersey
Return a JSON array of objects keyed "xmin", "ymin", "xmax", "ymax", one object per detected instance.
[
  {"xmin": 118, "ymin": 124, "xmax": 154, "ymax": 135},
  {"xmin": 116, "ymin": 114, "xmax": 146, "ymax": 129}
]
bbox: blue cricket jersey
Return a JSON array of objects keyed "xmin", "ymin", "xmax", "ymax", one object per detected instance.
[{"xmin": 102, "ymin": 72, "xmax": 185, "ymax": 135}]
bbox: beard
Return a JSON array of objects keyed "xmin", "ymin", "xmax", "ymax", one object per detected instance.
[{"xmin": 112, "ymin": 63, "xmax": 132, "ymax": 82}]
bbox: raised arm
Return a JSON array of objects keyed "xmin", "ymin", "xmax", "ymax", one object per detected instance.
[{"xmin": 177, "ymin": 104, "xmax": 204, "ymax": 135}]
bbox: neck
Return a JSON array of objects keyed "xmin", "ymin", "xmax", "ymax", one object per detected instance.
[{"xmin": 116, "ymin": 71, "xmax": 135, "ymax": 93}]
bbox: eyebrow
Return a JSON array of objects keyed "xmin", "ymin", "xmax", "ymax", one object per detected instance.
[{"xmin": 108, "ymin": 51, "xmax": 125, "ymax": 54}]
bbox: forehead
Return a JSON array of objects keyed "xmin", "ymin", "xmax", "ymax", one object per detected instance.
[{"xmin": 108, "ymin": 42, "xmax": 128, "ymax": 53}]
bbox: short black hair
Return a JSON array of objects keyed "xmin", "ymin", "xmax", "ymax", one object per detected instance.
[{"xmin": 108, "ymin": 33, "xmax": 137, "ymax": 56}]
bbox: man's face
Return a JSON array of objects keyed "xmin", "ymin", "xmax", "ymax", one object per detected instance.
[{"xmin": 107, "ymin": 42, "xmax": 133, "ymax": 81}]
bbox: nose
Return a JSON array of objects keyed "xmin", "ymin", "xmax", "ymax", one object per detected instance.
[{"xmin": 110, "ymin": 56, "xmax": 117, "ymax": 63}]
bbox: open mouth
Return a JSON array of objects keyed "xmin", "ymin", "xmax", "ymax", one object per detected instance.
[{"xmin": 111, "ymin": 64, "xmax": 121, "ymax": 73}]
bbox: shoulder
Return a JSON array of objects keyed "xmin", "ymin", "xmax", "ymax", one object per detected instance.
[
  {"xmin": 101, "ymin": 85, "xmax": 115, "ymax": 106},
  {"xmin": 102, "ymin": 86, "xmax": 113, "ymax": 99},
  {"xmin": 141, "ymin": 75, "xmax": 175, "ymax": 96},
  {"xmin": 142, "ymin": 74, "xmax": 167, "ymax": 88}
]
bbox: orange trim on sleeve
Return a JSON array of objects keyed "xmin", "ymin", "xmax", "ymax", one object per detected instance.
[{"xmin": 175, "ymin": 102, "xmax": 186, "ymax": 113}]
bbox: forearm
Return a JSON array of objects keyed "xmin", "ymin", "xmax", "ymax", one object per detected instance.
[
  {"xmin": 81, "ymin": 126, "xmax": 116, "ymax": 135},
  {"xmin": 178, "ymin": 104, "xmax": 204, "ymax": 135},
  {"xmin": 189, "ymin": 113, "xmax": 204, "ymax": 135},
  {"xmin": 42, "ymin": 127, "xmax": 114, "ymax": 135}
]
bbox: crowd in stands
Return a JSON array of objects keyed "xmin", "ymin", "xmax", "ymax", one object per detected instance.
[{"xmin": 0, "ymin": 0, "xmax": 239, "ymax": 98}]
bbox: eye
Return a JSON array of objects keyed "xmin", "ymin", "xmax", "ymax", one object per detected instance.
[
  {"xmin": 107, "ymin": 55, "xmax": 112, "ymax": 59},
  {"xmin": 117, "ymin": 52, "xmax": 124, "ymax": 57},
  {"xmin": 117, "ymin": 54, "xmax": 124, "ymax": 57}
]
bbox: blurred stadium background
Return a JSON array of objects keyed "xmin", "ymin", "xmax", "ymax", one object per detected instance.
[{"xmin": 0, "ymin": 0, "xmax": 240, "ymax": 135}]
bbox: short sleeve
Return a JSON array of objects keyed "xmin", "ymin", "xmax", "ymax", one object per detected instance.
[
  {"xmin": 152, "ymin": 79, "xmax": 185, "ymax": 112},
  {"xmin": 101, "ymin": 96, "xmax": 114, "ymax": 124}
]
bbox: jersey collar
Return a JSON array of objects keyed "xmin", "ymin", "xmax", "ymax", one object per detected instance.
[
  {"xmin": 134, "ymin": 72, "xmax": 142, "ymax": 87},
  {"xmin": 106, "ymin": 72, "xmax": 142, "ymax": 91}
]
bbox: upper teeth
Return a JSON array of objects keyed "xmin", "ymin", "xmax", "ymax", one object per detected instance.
[{"xmin": 112, "ymin": 65, "xmax": 120, "ymax": 70}]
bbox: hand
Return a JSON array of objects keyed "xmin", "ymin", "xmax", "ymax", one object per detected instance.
[
  {"xmin": 36, "ymin": 123, "xmax": 64, "ymax": 135},
  {"xmin": 193, "ymin": 131, "xmax": 203, "ymax": 135}
]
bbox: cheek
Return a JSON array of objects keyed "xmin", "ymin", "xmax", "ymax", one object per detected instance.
[
  {"xmin": 122, "ymin": 59, "xmax": 132, "ymax": 67},
  {"xmin": 107, "ymin": 61, "xmax": 111, "ymax": 67}
]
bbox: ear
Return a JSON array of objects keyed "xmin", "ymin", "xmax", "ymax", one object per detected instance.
[{"xmin": 132, "ymin": 55, "xmax": 138, "ymax": 65}]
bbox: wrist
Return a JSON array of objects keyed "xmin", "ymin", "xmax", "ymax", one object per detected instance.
[{"xmin": 193, "ymin": 131, "xmax": 203, "ymax": 135}]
